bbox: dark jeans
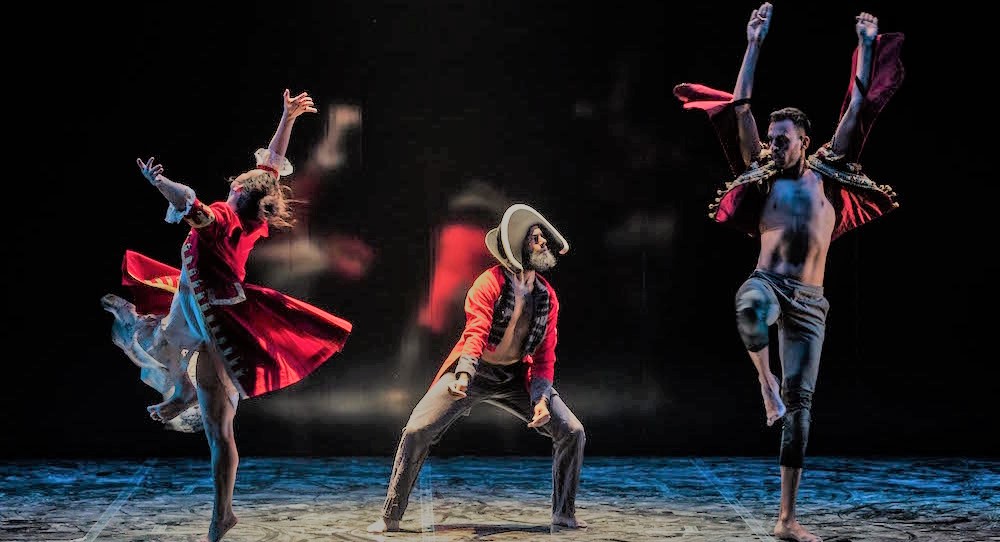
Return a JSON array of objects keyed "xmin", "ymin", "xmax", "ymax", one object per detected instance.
[
  {"xmin": 735, "ymin": 269, "xmax": 830, "ymax": 468},
  {"xmin": 380, "ymin": 362, "xmax": 586, "ymax": 521}
]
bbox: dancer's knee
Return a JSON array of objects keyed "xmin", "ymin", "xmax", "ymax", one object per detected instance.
[
  {"xmin": 735, "ymin": 284, "xmax": 777, "ymax": 352},
  {"xmin": 198, "ymin": 388, "xmax": 236, "ymax": 445},
  {"xmin": 736, "ymin": 305, "xmax": 769, "ymax": 352},
  {"xmin": 401, "ymin": 422, "xmax": 436, "ymax": 447},
  {"xmin": 736, "ymin": 287, "xmax": 775, "ymax": 351},
  {"xmin": 203, "ymin": 420, "xmax": 235, "ymax": 449},
  {"xmin": 545, "ymin": 409, "xmax": 586, "ymax": 453},
  {"xmin": 782, "ymin": 386, "xmax": 813, "ymax": 412},
  {"xmin": 565, "ymin": 420, "xmax": 586, "ymax": 449},
  {"xmin": 549, "ymin": 420, "xmax": 587, "ymax": 450}
]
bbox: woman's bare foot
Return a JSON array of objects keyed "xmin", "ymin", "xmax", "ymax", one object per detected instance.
[
  {"xmin": 366, "ymin": 517, "xmax": 400, "ymax": 533},
  {"xmin": 759, "ymin": 373, "xmax": 786, "ymax": 426},
  {"xmin": 147, "ymin": 375, "xmax": 197, "ymax": 423},
  {"xmin": 774, "ymin": 519, "xmax": 821, "ymax": 542},
  {"xmin": 200, "ymin": 512, "xmax": 237, "ymax": 542},
  {"xmin": 552, "ymin": 514, "xmax": 588, "ymax": 528}
]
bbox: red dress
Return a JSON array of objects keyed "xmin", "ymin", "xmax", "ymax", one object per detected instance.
[{"xmin": 106, "ymin": 198, "xmax": 352, "ymax": 431}]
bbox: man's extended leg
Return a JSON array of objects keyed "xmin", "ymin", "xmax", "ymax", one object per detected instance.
[
  {"xmin": 369, "ymin": 373, "xmax": 475, "ymax": 533},
  {"xmin": 775, "ymin": 466, "xmax": 820, "ymax": 542},
  {"xmin": 773, "ymin": 286, "xmax": 828, "ymax": 542},
  {"xmin": 543, "ymin": 394, "xmax": 587, "ymax": 528},
  {"xmin": 492, "ymin": 389, "xmax": 587, "ymax": 528}
]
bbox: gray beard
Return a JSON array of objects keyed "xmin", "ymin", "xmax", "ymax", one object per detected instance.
[{"xmin": 526, "ymin": 250, "xmax": 557, "ymax": 272}]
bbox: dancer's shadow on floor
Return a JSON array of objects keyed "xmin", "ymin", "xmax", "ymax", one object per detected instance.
[{"xmin": 432, "ymin": 523, "xmax": 553, "ymax": 536}]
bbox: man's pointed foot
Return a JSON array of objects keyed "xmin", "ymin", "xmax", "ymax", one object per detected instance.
[{"xmin": 199, "ymin": 512, "xmax": 237, "ymax": 542}]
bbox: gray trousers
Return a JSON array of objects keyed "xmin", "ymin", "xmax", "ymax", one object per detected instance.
[
  {"xmin": 381, "ymin": 362, "xmax": 586, "ymax": 521},
  {"xmin": 735, "ymin": 269, "xmax": 830, "ymax": 469}
]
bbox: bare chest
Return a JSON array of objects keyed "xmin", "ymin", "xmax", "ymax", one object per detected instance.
[
  {"xmin": 484, "ymin": 301, "xmax": 535, "ymax": 363},
  {"xmin": 760, "ymin": 173, "xmax": 835, "ymax": 232}
]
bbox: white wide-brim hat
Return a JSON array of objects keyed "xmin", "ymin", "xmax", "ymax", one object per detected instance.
[
  {"xmin": 485, "ymin": 204, "xmax": 569, "ymax": 272},
  {"xmin": 253, "ymin": 148, "xmax": 294, "ymax": 177}
]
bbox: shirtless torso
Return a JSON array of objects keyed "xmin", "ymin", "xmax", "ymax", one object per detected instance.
[
  {"xmin": 757, "ymin": 169, "xmax": 835, "ymax": 286},
  {"xmin": 481, "ymin": 296, "xmax": 535, "ymax": 365}
]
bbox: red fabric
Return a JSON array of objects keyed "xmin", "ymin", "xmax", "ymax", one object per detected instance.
[
  {"xmin": 714, "ymin": 183, "xmax": 767, "ymax": 237},
  {"xmin": 122, "ymin": 250, "xmax": 181, "ymax": 315},
  {"xmin": 673, "ymin": 83, "xmax": 764, "ymax": 234},
  {"xmin": 839, "ymin": 33, "xmax": 906, "ymax": 162},
  {"xmin": 430, "ymin": 265, "xmax": 560, "ymax": 392},
  {"xmin": 829, "ymin": 181, "xmax": 896, "ymax": 239},
  {"xmin": 673, "ymin": 83, "xmax": 735, "ymax": 114},
  {"xmin": 119, "ymin": 199, "xmax": 352, "ymax": 398},
  {"xmin": 324, "ymin": 233, "xmax": 376, "ymax": 281},
  {"xmin": 673, "ymin": 32, "xmax": 905, "ymax": 240},
  {"xmin": 255, "ymin": 163, "xmax": 280, "ymax": 177},
  {"xmin": 672, "ymin": 83, "xmax": 744, "ymax": 176},
  {"xmin": 213, "ymin": 283, "xmax": 352, "ymax": 396},
  {"xmin": 417, "ymin": 223, "xmax": 494, "ymax": 333},
  {"xmin": 191, "ymin": 202, "xmax": 267, "ymax": 285}
]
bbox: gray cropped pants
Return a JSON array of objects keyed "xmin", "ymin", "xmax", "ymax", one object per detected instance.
[{"xmin": 735, "ymin": 269, "xmax": 830, "ymax": 468}]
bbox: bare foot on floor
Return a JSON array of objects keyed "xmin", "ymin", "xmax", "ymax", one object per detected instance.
[
  {"xmin": 759, "ymin": 373, "xmax": 786, "ymax": 426},
  {"xmin": 774, "ymin": 519, "xmax": 821, "ymax": 542},
  {"xmin": 147, "ymin": 377, "xmax": 197, "ymax": 423},
  {"xmin": 366, "ymin": 517, "xmax": 400, "ymax": 533},
  {"xmin": 552, "ymin": 514, "xmax": 588, "ymax": 529},
  {"xmin": 200, "ymin": 512, "xmax": 237, "ymax": 542}
]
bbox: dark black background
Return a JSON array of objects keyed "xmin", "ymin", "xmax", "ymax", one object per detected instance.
[{"xmin": 6, "ymin": 1, "xmax": 994, "ymax": 460}]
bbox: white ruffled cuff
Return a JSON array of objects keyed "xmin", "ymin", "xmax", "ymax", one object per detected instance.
[{"xmin": 164, "ymin": 186, "xmax": 197, "ymax": 224}]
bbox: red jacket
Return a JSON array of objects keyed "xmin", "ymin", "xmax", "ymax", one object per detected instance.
[{"xmin": 431, "ymin": 265, "xmax": 559, "ymax": 401}]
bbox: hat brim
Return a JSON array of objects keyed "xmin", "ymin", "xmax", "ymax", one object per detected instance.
[
  {"xmin": 485, "ymin": 204, "xmax": 569, "ymax": 272},
  {"xmin": 254, "ymin": 148, "xmax": 294, "ymax": 177},
  {"xmin": 485, "ymin": 228, "xmax": 513, "ymax": 271}
]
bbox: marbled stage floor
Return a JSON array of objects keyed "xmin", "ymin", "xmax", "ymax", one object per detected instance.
[{"xmin": 2, "ymin": 456, "xmax": 997, "ymax": 541}]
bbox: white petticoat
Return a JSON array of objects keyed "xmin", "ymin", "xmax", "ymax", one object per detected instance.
[{"xmin": 105, "ymin": 265, "xmax": 238, "ymax": 433}]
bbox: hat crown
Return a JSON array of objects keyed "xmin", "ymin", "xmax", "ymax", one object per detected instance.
[{"xmin": 485, "ymin": 204, "xmax": 569, "ymax": 272}]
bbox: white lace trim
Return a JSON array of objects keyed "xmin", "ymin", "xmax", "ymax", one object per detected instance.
[
  {"xmin": 164, "ymin": 186, "xmax": 197, "ymax": 224},
  {"xmin": 208, "ymin": 282, "xmax": 247, "ymax": 306}
]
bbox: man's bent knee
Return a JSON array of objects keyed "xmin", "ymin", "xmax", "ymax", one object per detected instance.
[
  {"xmin": 401, "ymin": 423, "xmax": 437, "ymax": 447},
  {"xmin": 568, "ymin": 423, "xmax": 585, "ymax": 447},
  {"xmin": 737, "ymin": 306, "xmax": 770, "ymax": 352},
  {"xmin": 781, "ymin": 386, "xmax": 814, "ymax": 411},
  {"xmin": 735, "ymin": 284, "xmax": 777, "ymax": 352}
]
